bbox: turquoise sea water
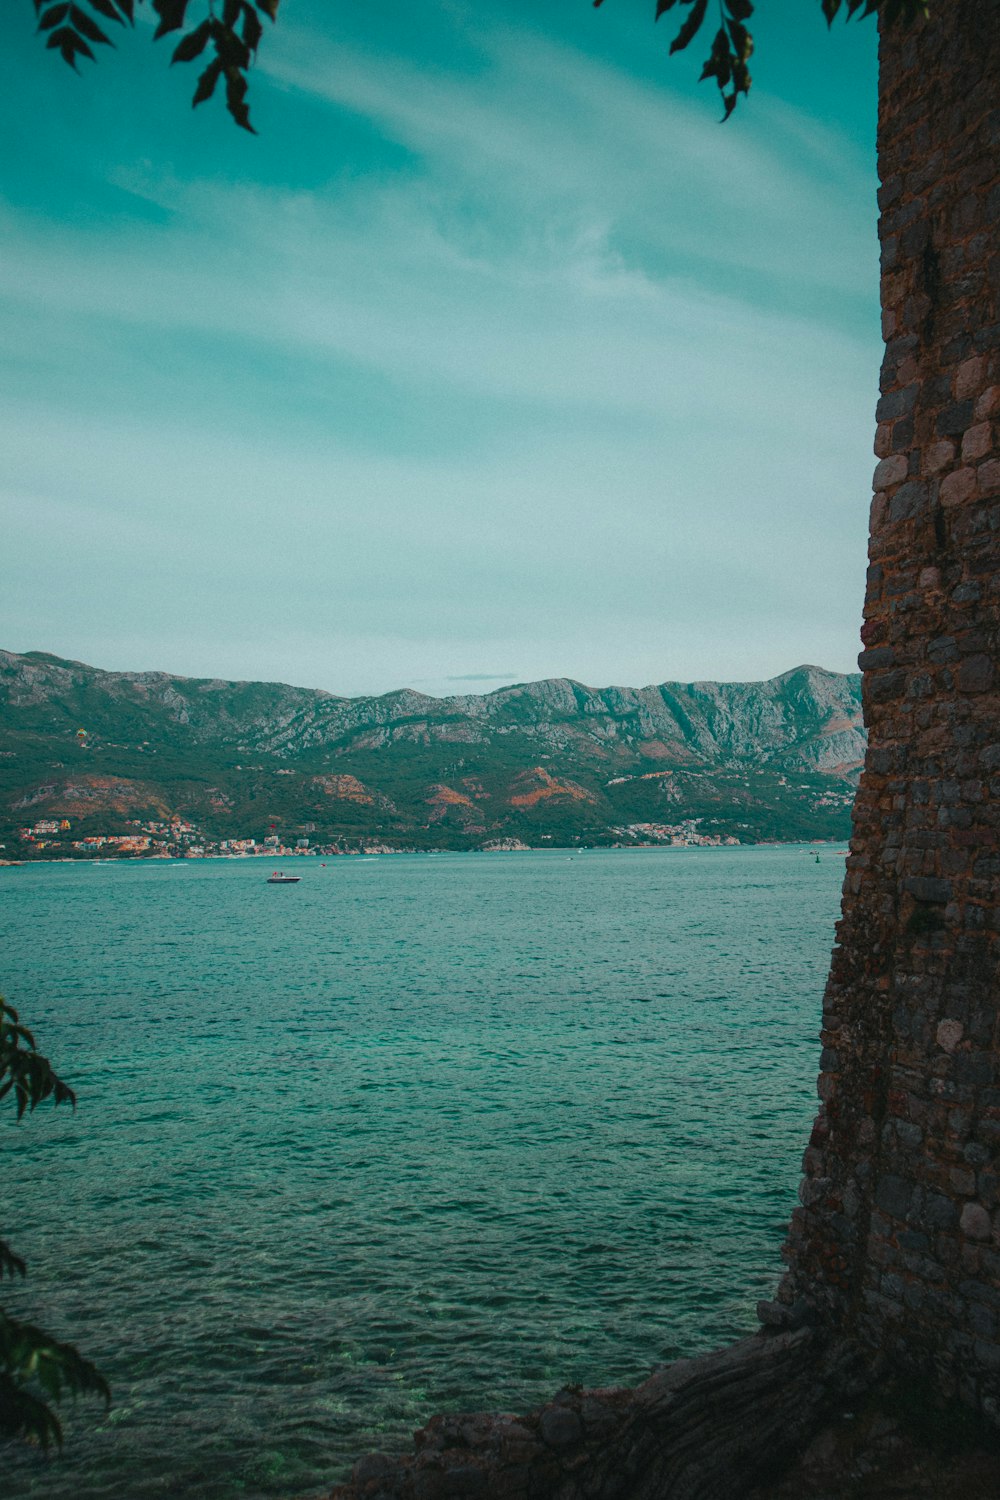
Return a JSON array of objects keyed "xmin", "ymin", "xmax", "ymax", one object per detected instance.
[{"xmin": 1, "ymin": 847, "xmax": 843, "ymax": 1499}]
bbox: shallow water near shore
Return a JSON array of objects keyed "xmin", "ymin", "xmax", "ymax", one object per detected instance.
[{"xmin": 2, "ymin": 846, "xmax": 843, "ymax": 1499}]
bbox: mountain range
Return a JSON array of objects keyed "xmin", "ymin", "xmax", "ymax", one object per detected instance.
[{"xmin": 0, "ymin": 649, "xmax": 865, "ymax": 855}]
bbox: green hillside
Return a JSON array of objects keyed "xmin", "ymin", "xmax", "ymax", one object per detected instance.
[{"xmin": 0, "ymin": 650, "xmax": 863, "ymax": 858}]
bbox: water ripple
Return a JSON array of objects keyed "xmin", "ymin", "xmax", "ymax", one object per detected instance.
[{"xmin": 0, "ymin": 846, "xmax": 842, "ymax": 1498}]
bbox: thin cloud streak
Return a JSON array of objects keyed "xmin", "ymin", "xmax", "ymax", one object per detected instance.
[
  {"xmin": 0, "ymin": 0, "xmax": 880, "ymax": 696},
  {"xmin": 265, "ymin": 16, "xmax": 876, "ymax": 298}
]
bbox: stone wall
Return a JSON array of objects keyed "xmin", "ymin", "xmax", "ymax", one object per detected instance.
[
  {"xmin": 314, "ymin": 8, "xmax": 1000, "ymax": 1493},
  {"xmin": 779, "ymin": 0, "xmax": 1000, "ymax": 1419}
]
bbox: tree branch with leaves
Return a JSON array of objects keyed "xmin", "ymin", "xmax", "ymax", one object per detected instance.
[
  {"xmin": 33, "ymin": 0, "xmax": 279, "ymax": 132},
  {"xmin": 33, "ymin": 0, "xmax": 932, "ymax": 131},
  {"xmin": 1, "ymin": 997, "xmax": 110, "ymax": 1448},
  {"xmin": 593, "ymin": 0, "xmax": 931, "ymax": 118}
]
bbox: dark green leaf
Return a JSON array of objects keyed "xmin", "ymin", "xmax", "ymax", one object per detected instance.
[
  {"xmin": 699, "ymin": 27, "xmax": 732, "ymax": 86},
  {"xmin": 86, "ymin": 0, "xmax": 132, "ymax": 22},
  {"xmin": 152, "ymin": 0, "xmax": 189, "ymax": 39},
  {"xmin": 69, "ymin": 5, "xmax": 113, "ymax": 46},
  {"xmin": 214, "ymin": 24, "xmax": 251, "ymax": 69},
  {"xmin": 171, "ymin": 19, "xmax": 211, "ymax": 63},
  {"xmin": 225, "ymin": 65, "xmax": 256, "ymax": 133},
  {"xmin": 37, "ymin": 4, "xmax": 71, "ymax": 31},
  {"xmin": 242, "ymin": 4, "xmax": 263, "ymax": 53},
  {"xmin": 192, "ymin": 55, "xmax": 223, "ymax": 106},
  {"xmin": 0, "ymin": 1373, "xmax": 64, "ymax": 1449},
  {"xmin": 0, "ymin": 1308, "xmax": 110, "ymax": 1448},
  {"xmin": 669, "ymin": 0, "xmax": 708, "ymax": 55},
  {"xmin": 1, "ymin": 997, "xmax": 76, "ymax": 1118},
  {"xmin": 732, "ymin": 56, "xmax": 751, "ymax": 94},
  {"xmin": 0, "ymin": 1240, "xmax": 27, "ymax": 1281},
  {"xmin": 726, "ymin": 19, "xmax": 752, "ymax": 60},
  {"xmin": 44, "ymin": 29, "xmax": 94, "ymax": 75}
]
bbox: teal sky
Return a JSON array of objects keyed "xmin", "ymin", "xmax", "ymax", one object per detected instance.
[{"xmin": 1, "ymin": 0, "xmax": 880, "ymax": 698}]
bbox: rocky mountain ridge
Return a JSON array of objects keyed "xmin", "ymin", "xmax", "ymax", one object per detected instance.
[{"xmin": 0, "ymin": 650, "xmax": 865, "ymax": 852}]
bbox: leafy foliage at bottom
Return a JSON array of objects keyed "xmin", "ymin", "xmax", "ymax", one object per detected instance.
[{"xmin": 1, "ymin": 997, "xmax": 110, "ymax": 1447}]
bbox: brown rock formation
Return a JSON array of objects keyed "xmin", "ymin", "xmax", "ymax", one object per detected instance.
[{"xmin": 328, "ymin": 1332, "xmax": 862, "ymax": 1500}]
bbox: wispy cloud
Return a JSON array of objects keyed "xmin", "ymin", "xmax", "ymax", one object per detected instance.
[
  {"xmin": 0, "ymin": 0, "xmax": 880, "ymax": 697},
  {"xmin": 264, "ymin": 15, "xmax": 876, "ymax": 297}
]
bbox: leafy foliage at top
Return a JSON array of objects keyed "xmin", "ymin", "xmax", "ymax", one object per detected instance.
[
  {"xmin": 594, "ymin": 0, "xmax": 931, "ymax": 117},
  {"xmin": 32, "ymin": 0, "xmax": 279, "ymax": 131},
  {"xmin": 33, "ymin": 0, "xmax": 931, "ymax": 129},
  {"xmin": 1, "ymin": 997, "xmax": 110, "ymax": 1449}
]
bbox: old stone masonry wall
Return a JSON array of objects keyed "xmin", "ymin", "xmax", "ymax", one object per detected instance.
[
  {"xmin": 779, "ymin": 0, "xmax": 1000, "ymax": 1418},
  {"xmin": 312, "ymin": 10, "xmax": 1000, "ymax": 1495}
]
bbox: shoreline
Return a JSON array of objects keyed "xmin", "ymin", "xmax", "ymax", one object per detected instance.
[{"xmin": 0, "ymin": 839, "xmax": 847, "ymax": 867}]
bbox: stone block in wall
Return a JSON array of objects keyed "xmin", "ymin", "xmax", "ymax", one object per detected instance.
[{"xmin": 779, "ymin": 0, "xmax": 1000, "ymax": 1423}]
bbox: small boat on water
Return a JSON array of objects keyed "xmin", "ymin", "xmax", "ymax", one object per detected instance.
[{"xmin": 266, "ymin": 871, "xmax": 301, "ymax": 884}]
